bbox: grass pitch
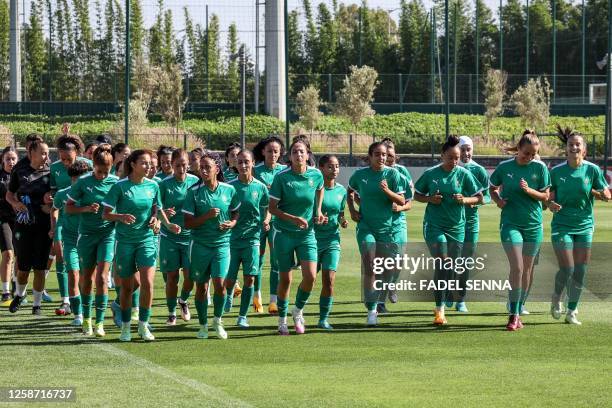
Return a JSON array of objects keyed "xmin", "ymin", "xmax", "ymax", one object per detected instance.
[{"xmin": 2, "ymin": 202, "xmax": 612, "ymax": 407}]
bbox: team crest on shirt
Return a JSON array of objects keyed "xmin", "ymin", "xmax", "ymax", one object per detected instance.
[
  {"xmin": 86, "ymin": 186, "xmax": 93, "ymax": 192},
  {"xmin": 309, "ymin": 179, "xmax": 314, "ymax": 187},
  {"xmin": 146, "ymin": 190, "xmax": 153, "ymax": 198},
  {"xmin": 251, "ymin": 191, "xmax": 258, "ymax": 199},
  {"xmin": 559, "ymin": 177, "xmax": 566, "ymax": 183},
  {"xmin": 506, "ymin": 173, "xmax": 514, "ymax": 179},
  {"xmin": 531, "ymin": 174, "xmax": 538, "ymax": 181},
  {"xmin": 221, "ymin": 194, "xmax": 229, "ymax": 203},
  {"xmin": 584, "ymin": 177, "xmax": 590, "ymax": 185},
  {"xmin": 55, "ymin": 171, "xmax": 60, "ymax": 176}
]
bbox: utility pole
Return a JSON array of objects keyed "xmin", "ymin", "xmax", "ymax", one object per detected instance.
[
  {"xmin": 48, "ymin": 0, "xmax": 53, "ymax": 101},
  {"xmin": 445, "ymin": 0, "xmax": 450, "ymax": 137},
  {"xmin": 124, "ymin": 0, "xmax": 131, "ymax": 143},
  {"xmin": 9, "ymin": 0, "xmax": 21, "ymax": 102}
]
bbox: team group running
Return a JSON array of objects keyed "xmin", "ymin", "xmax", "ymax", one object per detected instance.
[{"xmin": 1, "ymin": 127, "xmax": 609, "ymax": 341}]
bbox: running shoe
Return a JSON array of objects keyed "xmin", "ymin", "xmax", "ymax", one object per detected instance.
[
  {"xmin": 213, "ymin": 318, "xmax": 228, "ymax": 340},
  {"xmin": 455, "ymin": 302, "xmax": 468, "ymax": 313},
  {"xmin": 253, "ymin": 297, "xmax": 263, "ymax": 313},
  {"xmin": 110, "ymin": 301, "xmax": 122, "ymax": 328},
  {"xmin": 565, "ymin": 310, "xmax": 582, "ymax": 325},
  {"xmin": 376, "ymin": 303, "xmax": 389, "ymax": 315},
  {"xmin": 119, "ymin": 323, "xmax": 131, "ymax": 342},
  {"xmin": 42, "ymin": 290, "xmax": 53, "ymax": 303},
  {"xmin": 179, "ymin": 300, "xmax": 191, "ymax": 321},
  {"xmin": 367, "ymin": 310, "xmax": 378, "ymax": 327},
  {"xmin": 236, "ymin": 316, "xmax": 249, "ymax": 328},
  {"xmin": 197, "ymin": 324, "xmax": 209, "ymax": 339},
  {"xmin": 268, "ymin": 302, "xmax": 278, "ymax": 315},
  {"xmin": 94, "ymin": 322, "xmax": 106, "ymax": 337},
  {"xmin": 506, "ymin": 315, "xmax": 519, "ymax": 331},
  {"xmin": 83, "ymin": 319, "xmax": 93, "ymax": 336},
  {"xmin": 317, "ymin": 320, "xmax": 333, "ymax": 331},
  {"xmin": 32, "ymin": 305, "xmax": 42, "ymax": 316},
  {"xmin": 278, "ymin": 323, "xmax": 289, "ymax": 336},
  {"xmin": 166, "ymin": 314, "xmax": 177, "ymax": 326},
  {"xmin": 550, "ymin": 301, "xmax": 563, "ymax": 320},
  {"xmin": 291, "ymin": 307, "xmax": 305, "ymax": 334},
  {"xmin": 55, "ymin": 302, "xmax": 71, "ymax": 316},
  {"xmin": 433, "ymin": 310, "xmax": 447, "ymax": 325},
  {"xmin": 138, "ymin": 322, "xmax": 155, "ymax": 341},
  {"xmin": 8, "ymin": 295, "xmax": 23, "ymax": 313}
]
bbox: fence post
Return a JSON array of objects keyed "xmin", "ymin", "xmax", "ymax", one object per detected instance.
[
  {"xmin": 183, "ymin": 131, "xmax": 187, "ymax": 150},
  {"xmin": 431, "ymin": 134, "xmax": 435, "ymax": 164},
  {"xmin": 328, "ymin": 73, "xmax": 332, "ymax": 104},
  {"xmin": 399, "ymin": 73, "xmax": 403, "ymax": 113},
  {"xmin": 593, "ymin": 134, "xmax": 596, "ymax": 161},
  {"xmin": 348, "ymin": 133, "xmax": 353, "ymax": 166}
]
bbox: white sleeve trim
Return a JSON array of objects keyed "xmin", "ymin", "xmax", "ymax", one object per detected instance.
[
  {"xmin": 101, "ymin": 201, "xmax": 114, "ymax": 209},
  {"xmin": 269, "ymin": 194, "xmax": 280, "ymax": 201},
  {"xmin": 181, "ymin": 209, "xmax": 194, "ymax": 215},
  {"xmin": 230, "ymin": 202, "xmax": 241, "ymax": 212}
]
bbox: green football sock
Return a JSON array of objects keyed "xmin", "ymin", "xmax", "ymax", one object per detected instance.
[
  {"xmin": 568, "ymin": 264, "xmax": 587, "ymax": 311},
  {"xmin": 167, "ymin": 296, "xmax": 177, "ymax": 314},
  {"xmin": 132, "ymin": 289, "xmax": 140, "ymax": 308},
  {"xmin": 180, "ymin": 289, "xmax": 191, "ymax": 302},
  {"xmin": 239, "ymin": 286, "xmax": 255, "ymax": 317},
  {"xmin": 120, "ymin": 307, "xmax": 131, "ymax": 323},
  {"xmin": 319, "ymin": 296, "xmax": 333, "ymax": 321},
  {"xmin": 82, "ymin": 294, "xmax": 93, "ymax": 319},
  {"xmin": 95, "ymin": 294, "xmax": 108, "ymax": 324},
  {"xmin": 213, "ymin": 293, "xmax": 225, "ymax": 318},
  {"xmin": 295, "ymin": 287, "xmax": 311, "ymax": 310},
  {"xmin": 56, "ymin": 262, "xmax": 68, "ymax": 298},
  {"xmin": 277, "ymin": 298, "xmax": 289, "ymax": 318},
  {"xmin": 270, "ymin": 269, "xmax": 279, "ymax": 296},
  {"xmin": 195, "ymin": 298, "xmax": 208, "ymax": 326},
  {"xmin": 138, "ymin": 307, "xmax": 151, "ymax": 323},
  {"xmin": 554, "ymin": 266, "xmax": 574, "ymax": 297},
  {"xmin": 254, "ymin": 274, "xmax": 261, "ymax": 293},
  {"xmin": 69, "ymin": 295, "xmax": 82, "ymax": 316}
]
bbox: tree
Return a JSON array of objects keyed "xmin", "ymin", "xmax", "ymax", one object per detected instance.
[
  {"xmin": 151, "ymin": 64, "xmax": 186, "ymax": 133},
  {"xmin": 225, "ymin": 23, "xmax": 239, "ymax": 102},
  {"xmin": 295, "ymin": 85, "xmax": 323, "ymax": 135},
  {"xmin": 130, "ymin": 0, "xmax": 145, "ymax": 61},
  {"xmin": 510, "ymin": 76, "xmax": 552, "ymax": 130},
  {"xmin": 25, "ymin": 0, "xmax": 46, "ymax": 100},
  {"xmin": 148, "ymin": 0, "xmax": 164, "ymax": 66},
  {"xmin": 483, "ymin": 69, "xmax": 507, "ymax": 137},
  {"xmin": 206, "ymin": 14, "xmax": 221, "ymax": 101},
  {"xmin": 333, "ymin": 65, "xmax": 379, "ymax": 126}
]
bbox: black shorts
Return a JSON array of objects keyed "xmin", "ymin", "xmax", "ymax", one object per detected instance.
[
  {"xmin": 0, "ymin": 220, "xmax": 15, "ymax": 252},
  {"xmin": 14, "ymin": 217, "xmax": 52, "ymax": 272}
]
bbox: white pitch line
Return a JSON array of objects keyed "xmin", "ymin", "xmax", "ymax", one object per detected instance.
[{"xmin": 93, "ymin": 342, "xmax": 252, "ymax": 408}]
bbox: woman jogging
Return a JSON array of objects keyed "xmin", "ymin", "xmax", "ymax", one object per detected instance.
[{"xmin": 489, "ymin": 130, "xmax": 551, "ymax": 331}]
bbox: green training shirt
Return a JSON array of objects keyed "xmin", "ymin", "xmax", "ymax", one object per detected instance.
[
  {"xmin": 550, "ymin": 160, "xmax": 608, "ymax": 233},
  {"xmin": 223, "ymin": 167, "xmax": 238, "ymax": 183},
  {"xmin": 269, "ymin": 166, "xmax": 324, "ymax": 234},
  {"xmin": 414, "ymin": 164, "xmax": 482, "ymax": 231},
  {"xmin": 53, "ymin": 186, "xmax": 80, "ymax": 237},
  {"xmin": 50, "ymin": 157, "xmax": 93, "ymax": 191},
  {"xmin": 182, "ymin": 181, "xmax": 240, "ymax": 246},
  {"xmin": 489, "ymin": 158, "xmax": 551, "ymax": 229},
  {"xmin": 461, "ymin": 160, "xmax": 491, "ymax": 231},
  {"xmin": 348, "ymin": 166, "xmax": 404, "ymax": 235},
  {"xmin": 158, "ymin": 173, "xmax": 200, "ymax": 243},
  {"xmin": 392, "ymin": 164, "xmax": 414, "ymax": 233},
  {"xmin": 102, "ymin": 177, "xmax": 162, "ymax": 243},
  {"xmin": 254, "ymin": 163, "xmax": 288, "ymax": 189},
  {"xmin": 68, "ymin": 173, "xmax": 119, "ymax": 235},
  {"xmin": 314, "ymin": 183, "xmax": 347, "ymax": 243},
  {"xmin": 229, "ymin": 177, "xmax": 269, "ymax": 247}
]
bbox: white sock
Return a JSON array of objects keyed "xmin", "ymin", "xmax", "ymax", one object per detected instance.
[
  {"xmin": 368, "ymin": 309, "xmax": 377, "ymax": 316},
  {"xmin": 16, "ymin": 283, "xmax": 27, "ymax": 297},
  {"xmin": 44, "ymin": 268, "xmax": 51, "ymax": 279},
  {"xmin": 255, "ymin": 290, "xmax": 262, "ymax": 299},
  {"xmin": 75, "ymin": 314, "xmax": 83, "ymax": 319},
  {"xmin": 32, "ymin": 290, "xmax": 43, "ymax": 307},
  {"xmin": 270, "ymin": 294, "xmax": 277, "ymax": 304},
  {"xmin": 2, "ymin": 281, "xmax": 9, "ymax": 293},
  {"xmin": 62, "ymin": 296, "xmax": 69, "ymax": 304},
  {"xmin": 435, "ymin": 306, "xmax": 445, "ymax": 312},
  {"xmin": 279, "ymin": 316, "xmax": 287, "ymax": 325},
  {"xmin": 169, "ymin": 311, "xmax": 176, "ymax": 317},
  {"xmin": 122, "ymin": 322, "xmax": 130, "ymax": 329}
]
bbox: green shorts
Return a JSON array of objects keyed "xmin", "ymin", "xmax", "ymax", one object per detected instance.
[
  {"xmin": 272, "ymin": 228, "xmax": 317, "ymax": 272},
  {"xmin": 62, "ymin": 232, "xmax": 79, "ymax": 272},
  {"xmin": 77, "ymin": 230, "xmax": 115, "ymax": 269},
  {"xmin": 423, "ymin": 223, "xmax": 464, "ymax": 257},
  {"xmin": 159, "ymin": 237, "xmax": 190, "ymax": 273},
  {"xmin": 114, "ymin": 237, "xmax": 158, "ymax": 278},
  {"xmin": 356, "ymin": 225, "xmax": 400, "ymax": 258},
  {"xmin": 317, "ymin": 240, "xmax": 341, "ymax": 272},
  {"xmin": 227, "ymin": 244, "xmax": 259, "ymax": 282},
  {"xmin": 551, "ymin": 228, "xmax": 593, "ymax": 250},
  {"xmin": 189, "ymin": 241, "xmax": 230, "ymax": 283},
  {"xmin": 500, "ymin": 223, "xmax": 543, "ymax": 257}
]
